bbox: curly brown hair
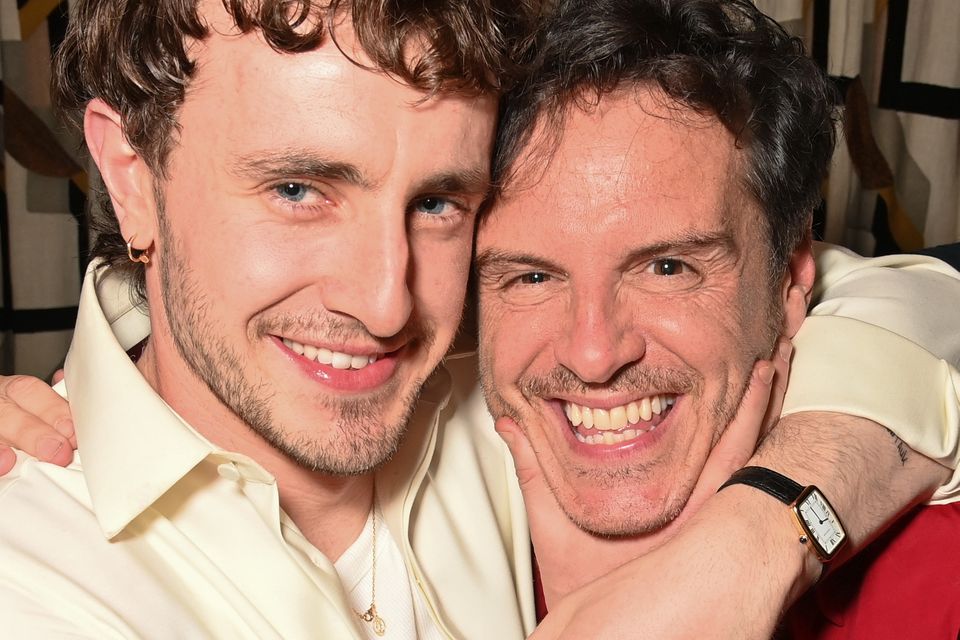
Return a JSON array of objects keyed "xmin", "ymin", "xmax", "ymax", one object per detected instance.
[{"xmin": 53, "ymin": 0, "xmax": 536, "ymax": 301}]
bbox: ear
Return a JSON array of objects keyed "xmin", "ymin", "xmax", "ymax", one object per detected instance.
[
  {"xmin": 780, "ymin": 226, "xmax": 815, "ymax": 339},
  {"xmin": 84, "ymin": 99, "xmax": 157, "ymax": 250}
]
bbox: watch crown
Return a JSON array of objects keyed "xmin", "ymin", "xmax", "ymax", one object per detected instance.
[{"xmin": 799, "ymin": 535, "xmax": 808, "ymax": 544}]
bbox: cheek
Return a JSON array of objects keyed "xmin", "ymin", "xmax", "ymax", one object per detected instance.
[
  {"xmin": 479, "ymin": 298, "xmax": 559, "ymax": 390},
  {"xmin": 642, "ymin": 293, "xmax": 760, "ymax": 383},
  {"xmin": 410, "ymin": 233, "xmax": 472, "ymax": 328},
  {"xmin": 478, "ymin": 302, "xmax": 513, "ymax": 381},
  {"xmin": 198, "ymin": 222, "xmax": 321, "ymax": 309},
  {"xmin": 161, "ymin": 170, "xmax": 300, "ymax": 306}
]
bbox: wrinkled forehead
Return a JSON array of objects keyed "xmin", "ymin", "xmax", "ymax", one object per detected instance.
[{"xmin": 485, "ymin": 87, "xmax": 750, "ymax": 236}]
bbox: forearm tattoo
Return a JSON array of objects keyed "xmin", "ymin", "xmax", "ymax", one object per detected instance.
[{"xmin": 885, "ymin": 428, "xmax": 910, "ymax": 466}]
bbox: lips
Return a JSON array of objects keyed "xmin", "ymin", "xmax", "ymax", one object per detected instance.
[
  {"xmin": 274, "ymin": 335, "xmax": 400, "ymax": 393},
  {"xmin": 281, "ymin": 337, "xmax": 379, "ymax": 370}
]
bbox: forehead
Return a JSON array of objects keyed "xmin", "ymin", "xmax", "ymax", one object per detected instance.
[
  {"xmin": 177, "ymin": 3, "xmax": 497, "ymax": 176},
  {"xmin": 484, "ymin": 89, "xmax": 750, "ymax": 246}
]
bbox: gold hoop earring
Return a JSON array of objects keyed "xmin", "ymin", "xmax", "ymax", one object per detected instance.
[{"xmin": 126, "ymin": 235, "xmax": 150, "ymax": 264}]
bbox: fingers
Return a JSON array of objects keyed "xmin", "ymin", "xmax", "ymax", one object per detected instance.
[
  {"xmin": 51, "ymin": 368, "xmax": 65, "ymax": 385},
  {"xmin": 761, "ymin": 338, "xmax": 793, "ymax": 436},
  {"xmin": 712, "ymin": 356, "xmax": 775, "ymax": 466},
  {"xmin": 0, "ymin": 446, "xmax": 17, "ymax": 476},
  {"xmin": 2, "ymin": 375, "xmax": 75, "ymax": 441},
  {"xmin": 495, "ymin": 415, "xmax": 569, "ymax": 518},
  {"xmin": 695, "ymin": 337, "xmax": 793, "ymax": 496},
  {"xmin": 687, "ymin": 342, "xmax": 789, "ymax": 511},
  {"xmin": 0, "ymin": 375, "xmax": 75, "ymax": 467},
  {"xmin": 494, "ymin": 415, "xmax": 543, "ymax": 489},
  {"xmin": 0, "ymin": 374, "xmax": 74, "ymax": 442}
]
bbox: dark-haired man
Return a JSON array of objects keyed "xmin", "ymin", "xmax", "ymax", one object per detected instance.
[
  {"xmin": 0, "ymin": 0, "xmax": 959, "ymax": 638},
  {"xmin": 477, "ymin": 0, "xmax": 960, "ymax": 636}
]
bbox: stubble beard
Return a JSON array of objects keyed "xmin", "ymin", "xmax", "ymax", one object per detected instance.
[
  {"xmin": 478, "ymin": 355, "xmax": 755, "ymax": 537},
  {"xmin": 155, "ymin": 208, "xmax": 430, "ymax": 476}
]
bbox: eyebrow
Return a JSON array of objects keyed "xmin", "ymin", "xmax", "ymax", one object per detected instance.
[
  {"xmin": 229, "ymin": 150, "xmax": 374, "ymax": 189},
  {"xmin": 475, "ymin": 228, "xmax": 737, "ymax": 275},
  {"xmin": 474, "ymin": 249, "xmax": 563, "ymax": 275},
  {"xmin": 230, "ymin": 150, "xmax": 491, "ymax": 200},
  {"xmin": 619, "ymin": 228, "xmax": 738, "ymax": 267},
  {"xmin": 415, "ymin": 167, "xmax": 492, "ymax": 198}
]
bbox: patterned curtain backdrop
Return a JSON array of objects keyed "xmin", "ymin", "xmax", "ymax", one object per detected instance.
[
  {"xmin": 0, "ymin": 1, "xmax": 958, "ymax": 376},
  {"xmin": 1, "ymin": 0, "xmax": 87, "ymax": 378},
  {"xmin": 758, "ymin": 0, "xmax": 960, "ymax": 255}
]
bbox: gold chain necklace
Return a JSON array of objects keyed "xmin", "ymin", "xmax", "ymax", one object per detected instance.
[{"xmin": 354, "ymin": 500, "xmax": 386, "ymax": 636}]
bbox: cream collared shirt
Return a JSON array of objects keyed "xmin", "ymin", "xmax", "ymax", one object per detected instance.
[
  {"xmin": 783, "ymin": 244, "xmax": 960, "ymax": 501},
  {"xmin": 0, "ymin": 244, "xmax": 958, "ymax": 638},
  {"xmin": 0, "ymin": 263, "xmax": 534, "ymax": 639}
]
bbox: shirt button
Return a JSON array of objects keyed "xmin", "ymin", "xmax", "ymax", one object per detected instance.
[{"xmin": 217, "ymin": 463, "xmax": 242, "ymax": 482}]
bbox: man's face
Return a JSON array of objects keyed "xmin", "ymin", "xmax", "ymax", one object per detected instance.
[
  {"xmin": 140, "ymin": 8, "xmax": 496, "ymax": 474},
  {"xmin": 477, "ymin": 89, "xmax": 783, "ymax": 535}
]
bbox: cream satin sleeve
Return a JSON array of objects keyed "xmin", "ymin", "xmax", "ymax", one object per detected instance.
[{"xmin": 782, "ymin": 242, "xmax": 960, "ymax": 503}]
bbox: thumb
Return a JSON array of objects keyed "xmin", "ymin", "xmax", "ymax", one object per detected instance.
[
  {"xmin": 494, "ymin": 415, "xmax": 544, "ymax": 489},
  {"xmin": 686, "ymin": 357, "xmax": 774, "ymax": 513}
]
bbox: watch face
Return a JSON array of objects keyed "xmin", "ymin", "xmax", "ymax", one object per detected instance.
[{"xmin": 796, "ymin": 488, "xmax": 846, "ymax": 557}]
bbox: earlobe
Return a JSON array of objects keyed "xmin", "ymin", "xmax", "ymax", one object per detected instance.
[
  {"xmin": 781, "ymin": 228, "xmax": 815, "ymax": 338},
  {"xmin": 84, "ymin": 99, "xmax": 156, "ymax": 248}
]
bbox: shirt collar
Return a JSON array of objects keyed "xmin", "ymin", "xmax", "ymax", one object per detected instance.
[
  {"xmin": 64, "ymin": 261, "xmax": 457, "ymax": 544},
  {"xmin": 64, "ymin": 262, "xmax": 214, "ymax": 539}
]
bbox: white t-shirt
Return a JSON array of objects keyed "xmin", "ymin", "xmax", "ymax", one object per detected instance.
[{"xmin": 335, "ymin": 504, "xmax": 445, "ymax": 640}]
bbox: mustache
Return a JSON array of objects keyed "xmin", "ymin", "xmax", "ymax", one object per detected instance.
[
  {"xmin": 254, "ymin": 312, "xmax": 437, "ymax": 353},
  {"xmin": 518, "ymin": 364, "xmax": 702, "ymax": 399}
]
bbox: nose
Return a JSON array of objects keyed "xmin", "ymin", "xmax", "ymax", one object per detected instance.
[
  {"xmin": 322, "ymin": 211, "xmax": 413, "ymax": 338},
  {"xmin": 555, "ymin": 285, "xmax": 646, "ymax": 384}
]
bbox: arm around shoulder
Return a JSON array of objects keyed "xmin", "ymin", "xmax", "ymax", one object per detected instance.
[{"xmin": 786, "ymin": 243, "xmax": 960, "ymax": 500}]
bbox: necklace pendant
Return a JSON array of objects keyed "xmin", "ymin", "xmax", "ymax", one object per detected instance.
[
  {"xmin": 357, "ymin": 604, "xmax": 386, "ymax": 636},
  {"xmin": 372, "ymin": 613, "xmax": 386, "ymax": 636}
]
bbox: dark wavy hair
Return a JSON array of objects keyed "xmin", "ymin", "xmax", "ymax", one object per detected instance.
[
  {"xmin": 53, "ymin": 0, "xmax": 536, "ymax": 301},
  {"xmin": 492, "ymin": 0, "xmax": 838, "ymax": 275}
]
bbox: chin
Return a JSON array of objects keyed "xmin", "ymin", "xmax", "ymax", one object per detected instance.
[
  {"xmin": 555, "ymin": 478, "xmax": 689, "ymax": 538},
  {"xmin": 251, "ymin": 388, "xmax": 418, "ymax": 475}
]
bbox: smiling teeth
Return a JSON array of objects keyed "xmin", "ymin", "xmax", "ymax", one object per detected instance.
[
  {"xmin": 564, "ymin": 395, "xmax": 676, "ymax": 431},
  {"xmin": 282, "ymin": 338, "xmax": 378, "ymax": 370},
  {"xmin": 574, "ymin": 429, "xmax": 649, "ymax": 445}
]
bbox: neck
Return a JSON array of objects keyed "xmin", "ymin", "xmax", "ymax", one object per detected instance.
[{"xmin": 137, "ymin": 335, "xmax": 373, "ymax": 561}]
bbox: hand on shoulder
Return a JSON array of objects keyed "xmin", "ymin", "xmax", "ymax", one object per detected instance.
[{"xmin": 0, "ymin": 373, "xmax": 74, "ymax": 474}]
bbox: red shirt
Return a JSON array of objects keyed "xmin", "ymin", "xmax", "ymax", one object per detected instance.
[{"xmin": 784, "ymin": 503, "xmax": 960, "ymax": 639}]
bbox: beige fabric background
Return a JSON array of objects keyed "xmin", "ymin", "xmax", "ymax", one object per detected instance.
[
  {"xmin": 2, "ymin": 0, "xmax": 959, "ymax": 378},
  {"xmin": 1, "ymin": 0, "xmax": 86, "ymax": 379},
  {"xmin": 761, "ymin": 0, "xmax": 959, "ymax": 254}
]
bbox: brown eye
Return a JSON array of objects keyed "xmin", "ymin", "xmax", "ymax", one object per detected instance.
[
  {"xmin": 652, "ymin": 259, "xmax": 685, "ymax": 276},
  {"xmin": 520, "ymin": 272, "xmax": 550, "ymax": 285}
]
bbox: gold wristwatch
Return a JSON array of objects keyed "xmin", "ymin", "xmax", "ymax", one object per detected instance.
[{"xmin": 719, "ymin": 466, "xmax": 847, "ymax": 562}]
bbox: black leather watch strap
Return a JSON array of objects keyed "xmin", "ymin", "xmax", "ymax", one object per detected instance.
[{"xmin": 718, "ymin": 466, "xmax": 804, "ymax": 504}]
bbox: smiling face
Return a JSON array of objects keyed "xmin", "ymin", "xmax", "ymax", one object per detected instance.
[
  {"xmin": 477, "ymin": 88, "xmax": 785, "ymax": 535},
  {"xmin": 130, "ymin": 9, "xmax": 497, "ymax": 474}
]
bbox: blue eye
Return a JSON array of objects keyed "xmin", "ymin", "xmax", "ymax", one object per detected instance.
[
  {"xmin": 414, "ymin": 197, "xmax": 449, "ymax": 215},
  {"xmin": 276, "ymin": 182, "xmax": 309, "ymax": 202}
]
